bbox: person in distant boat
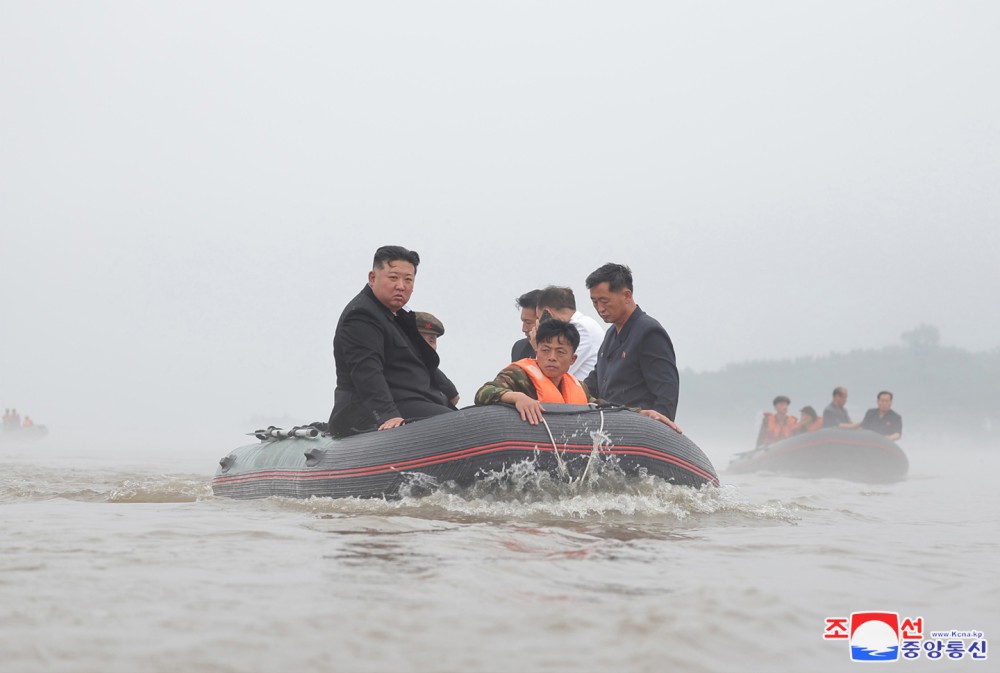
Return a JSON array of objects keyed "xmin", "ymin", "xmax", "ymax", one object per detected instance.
[
  {"xmin": 328, "ymin": 246, "xmax": 455, "ymax": 438},
  {"xmin": 823, "ymin": 387, "xmax": 859, "ymax": 429},
  {"xmin": 414, "ymin": 311, "xmax": 460, "ymax": 407},
  {"xmin": 756, "ymin": 395, "xmax": 798, "ymax": 447},
  {"xmin": 2, "ymin": 409, "xmax": 12, "ymax": 431},
  {"xmin": 511, "ymin": 289, "xmax": 541, "ymax": 361},
  {"xmin": 860, "ymin": 391, "xmax": 902, "ymax": 441},
  {"xmin": 535, "ymin": 286, "xmax": 605, "ymax": 381},
  {"xmin": 582, "ymin": 263, "xmax": 680, "ymax": 421},
  {"xmin": 476, "ymin": 319, "xmax": 679, "ymax": 431},
  {"xmin": 22, "ymin": 416, "xmax": 34, "ymax": 427},
  {"xmin": 793, "ymin": 406, "xmax": 823, "ymax": 434}
]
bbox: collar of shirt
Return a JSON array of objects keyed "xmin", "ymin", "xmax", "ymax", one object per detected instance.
[{"xmin": 610, "ymin": 305, "xmax": 645, "ymax": 349}]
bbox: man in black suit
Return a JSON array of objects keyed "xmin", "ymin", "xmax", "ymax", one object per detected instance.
[
  {"xmin": 583, "ymin": 263, "xmax": 680, "ymax": 423},
  {"xmin": 328, "ymin": 246, "xmax": 454, "ymax": 437},
  {"xmin": 860, "ymin": 391, "xmax": 903, "ymax": 441}
]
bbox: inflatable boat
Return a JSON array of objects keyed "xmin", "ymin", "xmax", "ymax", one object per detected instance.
[
  {"xmin": 212, "ymin": 404, "xmax": 719, "ymax": 499},
  {"xmin": 726, "ymin": 428, "xmax": 908, "ymax": 482},
  {"xmin": 0, "ymin": 425, "xmax": 48, "ymax": 443}
]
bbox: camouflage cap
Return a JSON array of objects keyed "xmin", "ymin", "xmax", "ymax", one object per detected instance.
[{"xmin": 414, "ymin": 311, "xmax": 445, "ymax": 337}]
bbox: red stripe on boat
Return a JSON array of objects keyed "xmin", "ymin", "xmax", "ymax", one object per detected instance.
[{"xmin": 213, "ymin": 440, "xmax": 719, "ymax": 487}]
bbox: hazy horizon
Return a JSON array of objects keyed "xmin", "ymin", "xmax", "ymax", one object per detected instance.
[{"xmin": 2, "ymin": 2, "xmax": 997, "ymax": 438}]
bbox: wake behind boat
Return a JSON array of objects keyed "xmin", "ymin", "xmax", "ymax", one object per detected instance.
[
  {"xmin": 212, "ymin": 404, "xmax": 719, "ymax": 499},
  {"xmin": 726, "ymin": 427, "xmax": 908, "ymax": 483}
]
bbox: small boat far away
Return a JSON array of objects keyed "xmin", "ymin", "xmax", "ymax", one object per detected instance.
[
  {"xmin": 726, "ymin": 428, "xmax": 908, "ymax": 483},
  {"xmin": 0, "ymin": 425, "xmax": 49, "ymax": 444}
]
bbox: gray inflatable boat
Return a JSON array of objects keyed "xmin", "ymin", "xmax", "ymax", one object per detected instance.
[
  {"xmin": 727, "ymin": 427, "xmax": 908, "ymax": 482},
  {"xmin": 213, "ymin": 404, "xmax": 719, "ymax": 499}
]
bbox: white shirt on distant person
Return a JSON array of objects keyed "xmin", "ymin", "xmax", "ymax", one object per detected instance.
[{"xmin": 569, "ymin": 311, "xmax": 606, "ymax": 381}]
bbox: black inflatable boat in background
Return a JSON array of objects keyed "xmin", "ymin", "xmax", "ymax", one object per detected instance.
[{"xmin": 727, "ymin": 427, "xmax": 908, "ymax": 483}]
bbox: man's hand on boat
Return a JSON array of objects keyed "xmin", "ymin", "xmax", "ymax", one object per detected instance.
[
  {"xmin": 378, "ymin": 417, "xmax": 406, "ymax": 431},
  {"xmin": 500, "ymin": 391, "xmax": 546, "ymax": 425},
  {"xmin": 638, "ymin": 409, "xmax": 682, "ymax": 434}
]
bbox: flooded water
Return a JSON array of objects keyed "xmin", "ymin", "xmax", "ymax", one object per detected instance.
[{"xmin": 1, "ymin": 433, "xmax": 996, "ymax": 672}]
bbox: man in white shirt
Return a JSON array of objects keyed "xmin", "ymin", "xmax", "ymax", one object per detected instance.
[{"xmin": 535, "ymin": 286, "xmax": 606, "ymax": 380}]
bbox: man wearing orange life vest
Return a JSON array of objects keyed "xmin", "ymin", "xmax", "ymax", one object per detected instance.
[
  {"xmin": 756, "ymin": 395, "xmax": 798, "ymax": 447},
  {"xmin": 475, "ymin": 319, "xmax": 680, "ymax": 431}
]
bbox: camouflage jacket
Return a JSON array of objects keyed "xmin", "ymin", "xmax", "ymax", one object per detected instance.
[{"xmin": 474, "ymin": 364, "xmax": 600, "ymax": 406}]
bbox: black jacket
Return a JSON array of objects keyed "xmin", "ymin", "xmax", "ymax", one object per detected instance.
[
  {"xmin": 329, "ymin": 286, "xmax": 451, "ymax": 435},
  {"xmin": 583, "ymin": 306, "xmax": 679, "ymax": 420},
  {"xmin": 510, "ymin": 337, "xmax": 535, "ymax": 362},
  {"xmin": 434, "ymin": 369, "xmax": 459, "ymax": 402}
]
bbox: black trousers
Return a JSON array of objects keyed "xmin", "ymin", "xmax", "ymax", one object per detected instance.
[{"xmin": 396, "ymin": 399, "xmax": 455, "ymax": 422}]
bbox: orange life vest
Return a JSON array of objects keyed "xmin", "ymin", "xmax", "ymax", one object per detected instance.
[
  {"xmin": 512, "ymin": 358, "xmax": 588, "ymax": 404},
  {"xmin": 763, "ymin": 412, "xmax": 798, "ymax": 442}
]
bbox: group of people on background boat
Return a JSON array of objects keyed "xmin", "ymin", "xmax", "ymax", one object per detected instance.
[
  {"xmin": 757, "ymin": 387, "xmax": 903, "ymax": 447},
  {"xmin": 2, "ymin": 408, "xmax": 35, "ymax": 431},
  {"xmin": 327, "ymin": 245, "xmax": 680, "ymax": 438}
]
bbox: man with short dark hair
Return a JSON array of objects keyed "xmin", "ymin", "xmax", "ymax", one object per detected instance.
[
  {"xmin": 477, "ymin": 319, "xmax": 593, "ymax": 425},
  {"xmin": 756, "ymin": 395, "xmax": 798, "ymax": 447},
  {"xmin": 476, "ymin": 319, "xmax": 678, "ymax": 430},
  {"xmin": 535, "ymin": 286, "xmax": 605, "ymax": 380},
  {"xmin": 582, "ymin": 263, "xmax": 680, "ymax": 421},
  {"xmin": 328, "ymin": 246, "xmax": 454, "ymax": 437},
  {"xmin": 511, "ymin": 290, "xmax": 541, "ymax": 361},
  {"xmin": 860, "ymin": 391, "xmax": 902, "ymax": 441},
  {"xmin": 823, "ymin": 387, "xmax": 858, "ymax": 429}
]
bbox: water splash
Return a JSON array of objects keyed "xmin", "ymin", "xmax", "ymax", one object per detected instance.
[{"xmin": 284, "ymin": 437, "xmax": 795, "ymax": 526}]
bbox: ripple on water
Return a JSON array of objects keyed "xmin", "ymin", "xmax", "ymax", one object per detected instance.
[
  {"xmin": 106, "ymin": 476, "xmax": 212, "ymax": 503},
  {"xmin": 0, "ymin": 462, "xmax": 213, "ymax": 504}
]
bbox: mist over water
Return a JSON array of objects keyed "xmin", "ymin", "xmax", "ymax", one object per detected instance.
[{"xmin": 2, "ymin": 2, "xmax": 999, "ymax": 442}]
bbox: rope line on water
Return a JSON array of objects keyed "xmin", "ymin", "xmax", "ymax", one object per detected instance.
[
  {"xmin": 578, "ymin": 409, "xmax": 606, "ymax": 485},
  {"xmin": 538, "ymin": 416, "xmax": 568, "ymax": 479}
]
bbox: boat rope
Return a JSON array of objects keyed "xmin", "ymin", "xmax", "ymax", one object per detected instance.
[
  {"xmin": 538, "ymin": 416, "xmax": 568, "ymax": 479},
  {"xmin": 577, "ymin": 409, "xmax": 606, "ymax": 485}
]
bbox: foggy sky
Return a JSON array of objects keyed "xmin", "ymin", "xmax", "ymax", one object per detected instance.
[{"xmin": 2, "ymin": 2, "xmax": 998, "ymax": 439}]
